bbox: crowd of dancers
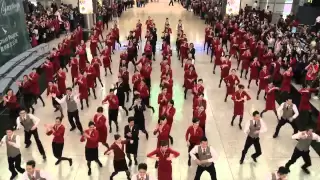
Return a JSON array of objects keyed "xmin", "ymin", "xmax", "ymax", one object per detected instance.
[{"xmin": 2, "ymin": 4, "xmax": 320, "ymax": 180}]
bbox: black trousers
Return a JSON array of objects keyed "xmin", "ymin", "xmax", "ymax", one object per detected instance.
[
  {"xmin": 9, "ymin": 108, "xmax": 19, "ymax": 128},
  {"xmin": 169, "ymin": 0, "xmax": 174, "ymax": 5},
  {"xmin": 274, "ymin": 118, "xmax": 298, "ymax": 136},
  {"xmin": 240, "ymin": 136, "xmax": 261, "ymax": 161},
  {"xmin": 285, "ymin": 147, "xmax": 311, "ymax": 169},
  {"xmin": 194, "ymin": 163, "xmax": 217, "ymax": 180},
  {"xmin": 145, "ymin": 78, "xmax": 151, "ymax": 90},
  {"xmin": 188, "ymin": 142, "xmax": 196, "ymax": 161},
  {"xmin": 8, "ymin": 154, "xmax": 24, "ymax": 175},
  {"xmin": 24, "ymin": 129, "xmax": 45, "ymax": 155},
  {"xmin": 67, "ymin": 110, "xmax": 83, "ymax": 132}
]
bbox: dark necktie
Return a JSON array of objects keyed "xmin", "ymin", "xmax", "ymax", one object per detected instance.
[{"xmin": 254, "ymin": 121, "xmax": 257, "ymax": 127}]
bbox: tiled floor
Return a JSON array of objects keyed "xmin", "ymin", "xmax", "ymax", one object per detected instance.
[{"xmin": 1, "ymin": 2, "xmax": 320, "ymax": 180}]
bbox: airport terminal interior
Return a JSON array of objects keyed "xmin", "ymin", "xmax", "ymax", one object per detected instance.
[{"xmin": 0, "ymin": 1, "xmax": 320, "ymax": 180}]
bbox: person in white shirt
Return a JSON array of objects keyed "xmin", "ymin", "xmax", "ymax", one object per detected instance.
[
  {"xmin": 52, "ymin": 88, "xmax": 83, "ymax": 134},
  {"xmin": 176, "ymin": 19, "xmax": 183, "ymax": 31},
  {"xmin": 21, "ymin": 160, "xmax": 52, "ymax": 180},
  {"xmin": 273, "ymin": 97, "xmax": 299, "ymax": 138},
  {"xmin": 266, "ymin": 166, "xmax": 289, "ymax": 180},
  {"xmin": 16, "ymin": 108, "xmax": 46, "ymax": 160},
  {"xmin": 284, "ymin": 128, "xmax": 320, "ymax": 174},
  {"xmin": 0, "ymin": 127, "xmax": 25, "ymax": 180},
  {"xmin": 252, "ymin": 1, "xmax": 258, "ymax": 9},
  {"xmin": 240, "ymin": 111, "xmax": 267, "ymax": 164},
  {"xmin": 190, "ymin": 137, "xmax": 218, "ymax": 180},
  {"xmin": 131, "ymin": 163, "xmax": 156, "ymax": 180}
]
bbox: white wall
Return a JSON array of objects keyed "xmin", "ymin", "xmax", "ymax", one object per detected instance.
[
  {"xmin": 241, "ymin": 0, "xmax": 256, "ymax": 8},
  {"xmin": 61, "ymin": 0, "xmax": 78, "ymax": 7}
]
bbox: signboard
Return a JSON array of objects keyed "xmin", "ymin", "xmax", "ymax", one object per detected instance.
[
  {"xmin": 0, "ymin": 0, "xmax": 31, "ymax": 66},
  {"xmin": 79, "ymin": 0, "xmax": 93, "ymax": 14},
  {"xmin": 226, "ymin": 0, "xmax": 241, "ymax": 15}
]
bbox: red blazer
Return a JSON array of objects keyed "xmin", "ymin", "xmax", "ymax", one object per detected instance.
[
  {"xmin": 193, "ymin": 98, "xmax": 207, "ymax": 110},
  {"xmin": 104, "ymin": 141, "xmax": 128, "ymax": 160},
  {"xmin": 140, "ymin": 65, "xmax": 152, "ymax": 79},
  {"xmin": 162, "ymin": 106, "xmax": 176, "ymax": 126},
  {"xmin": 132, "ymin": 74, "xmax": 142, "ymax": 88},
  {"xmin": 231, "ymin": 90, "xmax": 251, "ymax": 116},
  {"xmin": 80, "ymin": 129, "xmax": 99, "ymax": 148},
  {"xmin": 47, "ymin": 124, "xmax": 65, "ymax": 143},
  {"xmin": 102, "ymin": 94, "xmax": 119, "ymax": 109},
  {"xmin": 154, "ymin": 124, "xmax": 170, "ymax": 140},
  {"xmin": 29, "ymin": 72, "xmax": 40, "ymax": 95},
  {"xmin": 4, "ymin": 95, "xmax": 20, "ymax": 110},
  {"xmin": 93, "ymin": 114, "xmax": 107, "ymax": 132},
  {"xmin": 47, "ymin": 85, "xmax": 60, "ymax": 96},
  {"xmin": 193, "ymin": 110, "xmax": 206, "ymax": 127},
  {"xmin": 158, "ymin": 93, "xmax": 171, "ymax": 107},
  {"xmin": 161, "ymin": 79, "xmax": 173, "ymax": 96},
  {"xmin": 185, "ymin": 126, "xmax": 204, "ymax": 144},
  {"xmin": 21, "ymin": 80, "xmax": 32, "ymax": 94},
  {"xmin": 138, "ymin": 84, "xmax": 149, "ymax": 98}
]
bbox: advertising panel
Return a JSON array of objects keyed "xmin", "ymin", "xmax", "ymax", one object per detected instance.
[
  {"xmin": 79, "ymin": 0, "xmax": 93, "ymax": 14},
  {"xmin": 226, "ymin": 0, "xmax": 241, "ymax": 15},
  {"xmin": 0, "ymin": 0, "xmax": 31, "ymax": 66}
]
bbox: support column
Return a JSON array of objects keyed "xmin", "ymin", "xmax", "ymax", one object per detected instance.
[
  {"xmin": 221, "ymin": 0, "xmax": 227, "ymax": 18},
  {"xmin": 84, "ymin": 14, "xmax": 95, "ymax": 30}
]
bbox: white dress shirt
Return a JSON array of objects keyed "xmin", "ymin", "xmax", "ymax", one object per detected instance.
[
  {"xmin": 277, "ymin": 103, "xmax": 299, "ymax": 121},
  {"xmin": 16, "ymin": 114, "xmax": 40, "ymax": 130},
  {"xmin": 243, "ymin": 119, "xmax": 267, "ymax": 135},
  {"xmin": 292, "ymin": 132, "xmax": 320, "ymax": 142},
  {"xmin": 21, "ymin": 170, "xmax": 52, "ymax": 180},
  {"xmin": 55, "ymin": 94, "xmax": 80, "ymax": 106},
  {"xmin": 176, "ymin": 23, "xmax": 184, "ymax": 30},
  {"xmin": 189, "ymin": 145, "xmax": 218, "ymax": 163},
  {"xmin": 252, "ymin": 2, "xmax": 258, "ymax": 9},
  {"xmin": 0, "ymin": 134, "xmax": 21, "ymax": 148},
  {"xmin": 131, "ymin": 173, "xmax": 156, "ymax": 180}
]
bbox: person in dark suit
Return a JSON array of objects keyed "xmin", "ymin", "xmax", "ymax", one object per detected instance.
[
  {"xmin": 115, "ymin": 77, "xmax": 129, "ymax": 116},
  {"xmin": 130, "ymin": 96, "xmax": 149, "ymax": 139},
  {"xmin": 124, "ymin": 117, "xmax": 139, "ymax": 166}
]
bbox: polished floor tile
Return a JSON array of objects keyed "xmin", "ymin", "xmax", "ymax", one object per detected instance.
[{"xmin": 1, "ymin": 2, "xmax": 319, "ymax": 180}]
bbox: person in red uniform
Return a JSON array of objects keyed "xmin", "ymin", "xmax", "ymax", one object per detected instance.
[
  {"xmin": 270, "ymin": 57, "xmax": 282, "ymax": 84},
  {"xmin": 102, "ymin": 89, "xmax": 120, "ymax": 133},
  {"xmin": 17, "ymin": 75, "xmax": 34, "ymax": 114},
  {"xmin": 280, "ymin": 67, "xmax": 293, "ymax": 101},
  {"xmin": 28, "ymin": 68, "xmax": 45, "ymax": 106},
  {"xmin": 161, "ymin": 64, "xmax": 173, "ymax": 79},
  {"xmin": 193, "ymin": 104, "xmax": 206, "ymax": 135},
  {"xmin": 80, "ymin": 121, "xmax": 102, "ymax": 175},
  {"xmin": 224, "ymin": 69, "xmax": 240, "ymax": 102},
  {"xmin": 247, "ymin": 57, "xmax": 260, "ymax": 89},
  {"xmin": 56, "ymin": 68, "xmax": 67, "ymax": 95},
  {"xmin": 147, "ymin": 140, "xmax": 180, "ymax": 180},
  {"xmin": 102, "ymin": 49, "xmax": 113, "ymax": 76},
  {"xmin": 89, "ymin": 35, "xmax": 99, "ymax": 56},
  {"xmin": 238, "ymin": 41, "xmax": 248, "ymax": 70},
  {"xmin": 212, "ymin": 45, "xmax": 224, "ymax": 73},
  {"xmin": 257, "ymin": 65, "xmax": 270, "ymax": 100},
  {"xmin": 305, "ymin": 60, "xmax": 319, "ymax": 85},
  {"xmin": 192, "ymin": 79, "xmax": 204, "ymax": 103},
  {"xmin": 85, "ymin": 63, "xmax": 97, "ymax": 99},
  {"xmin": 180, "ymin": 40, "xmax": 189, "ymax": 66},
  {"xmin": 140, "ymin": 61, "xmax": 152, "ymax": 90},
  {"xmin": 91, "ymin": 55, "xmax": 104, "ymax": 87},
  {"xmin": 144, "ymin": 40, "xmax": 152, "ymax": 60},
  {"xmin": 185, "ymin": 118, "xmax": 204, "ymax": 166},
  {"xmin": 47, "ymin": 81, "xmax": 64, "ymax": 118},
  {"xmin": 231, "ymin": 84, "xmax": 251, "ymax": 129},
  {"xmin": 158, "ymin": 87, "xmax": 171, "ymax": 117},
  {"xmin": 45, "ymin": 117, "xmax": 72, "ymax": 165},
  {"xmin": 104, "ymin": 134, "xmax": 131, "ymax": 180},
  {"xmin": 41, "ymin": 59, "xmax": 54, "ymax": 84},
  {"xmin": 260, "ymin": 82, "xmax": 279, "ymax": 119},
  {"xmin": 132, "ymin": 70, "xmax": 142, "ymax": 93},
  {"xmin": 3, "ymin": 89, "xmax": 20, "ymax": 128},
  {"xmin": 160, "ymin": 74, "xmax": 173, "ymax": 98},
  {"xmin": 136, "ymin": 80, "xmax": 155, "ymax": 113},
  {"xmin": 160, "ymin": 100, "xmax": 176, "ymax": 145},
  {"xmin": 299, "ymin": 84, "xmax": 317, "ymax": 112},
  {"xmin": 203, "ymin": 25, "xmax": 212, "ymax": 52},
  {"xmin": 93, "ymin": 107, "xmax": 109, "ymax": 148},
  {"xmin": 218, "ymin": 56, "xmax": 231, "ymax": 88},
  {"xmin": 119, "ymin": 66, "xmax": 131, "ymax": 102},
  {"xmin": 240, "ymin": 49, "xmax": 252, "ymax": 79},
  {"xmin": 50, "ymin": 48, "xmax": 60, "ymax": 72},
  {"xmin": 76, "ymin": 45, "xmax": 87, "ymax": 72},
  {"xmin": 76, "ymin": 73, "xmax": 89, "ymax": 110},
  {"xmin": 69, "ymin": 56, "xmax": 79, "ymax": 87},
  {"xmin": 184, "ymin": 65, "xmax": 198, "ymax": 99},
  {"xmin": 193, "ymin": 93, "xmax": 207, "ymax": 110}
]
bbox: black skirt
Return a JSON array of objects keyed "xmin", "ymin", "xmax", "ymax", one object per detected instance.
[
  {"xmin": 52, "ymin": 142, "xmax": 64, "ymax": 158},
  {"xmin": 117, "ymin": 93, "xmax": 125, "ymax": 106},
  {"xmin": 113, "ymin": 159, "xmax": 128, "ymax": 172},
  {"xmin": 126, "ymin": 141, "xmax": 139, "ymax": 154},
  {"xmin": 108, "ymin": 109, "xmax": 119, "ymax": 122},
  {"xmin": 85, "ymin": 147, "xmax": 98, "ymax": 161}
]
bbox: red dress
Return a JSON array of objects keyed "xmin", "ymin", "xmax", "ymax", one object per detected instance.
[
  {"xmin": 259, "ymin": 70, "xmax": 269, "ymax": 90},
  {"xmin": 299, "ymin": 88, "xmax": 315, "ymax": 111},
  {"xmin": 76, "ymin": 47, "xmax": 87, "ymax": 72},
  {"xmin": 192, "ymin": 84, "xmax": 204, "ymax": 102},
  {"xmin": 70, "ymin": 58, "xmax": 79, "ymax": 78},
  {"xmin": 265, "ymin": 87, "xmax": 278, "ymax": 110},
  {"xmin": 91, "ymin": 58, "xmax": 102, "ymax": 78},
  {"xmin": 220, "ymin": 60, "xmax": 231, "ymax": 78},
  {"xmin": 147, "ymin": 148, "xmax": 180, "ymax": 180},
  {"xmin": 90, "ymin": 36, "xmax": 99, "ymax": 56},
  {"xmin": 214, "ymin": 47, "xmax": 224, "ymax": 65},
  {"xmin": 184, "ymin": 70, "xmax": 198, "ymax": 89},
  {"xmin": 224, "ymin": 75, "xmax": 240, "ymax": 95},
  {"xmin": 77, "ymin": 76, "xmax": 88, "ymax": 99},
  {"xmin": 102, "ymin": 55, "xmax": 111, "ymax": 68},
  {"xmin": 158, "ymin": 93, "xmax": 171, "ymax": 115},
  {"xmin": 280, "ymin": 71, "xmax": 293, "ymax": 93},
  {"xmin": 154, "ymin": 124, "xmax": 170, "ymax": 147},
  {"xmin": 57, "ymin": 71, "xmax": 67, "ymax": 95},
  {"xmin": 85, "ymin": 66, "xmax": 96, "ymax": 88},
  {"xmin": 249, "ymin": 62, "xmax": 260, "ymax": 80},
  {"xmin": 93, "ymin": 114, "xmax": 108, "ymax": 143},
  {"xmin": 29, "ymin": 72, "xmax": 40, "ymax": 95},
  {"xmin": 232, "ymin": 90, "xmax": 251, "ymax": 116},
  {"xmin": 162, "ymin": 106, "xmax": 176, "ymax": 130},
  {"xmin": 241, "ymin": 52, "xmax": 251, "ymax": 70},
  {"xmin": 42, "ymin": 62, "xmax": 54, "ymax": 83}
]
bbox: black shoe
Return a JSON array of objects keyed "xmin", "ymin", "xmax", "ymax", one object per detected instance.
[
  {"xmin": 239, "ymin": 160, "xmax": 243, "ymax": 164},
  {"xmin": 273, "ymin": 134, "xmax": 278, "ymax": 138},
  {"xmin": 18, "ymin": 168, "xmax": 25, "ymax": 174},
  {"xmin": 151, "ymin": 107, "xmax": 155, "ymax": 113},
  {"xmin": 10, "ymin": 173, "xmax": 17, "ymax": 180},
  {"xmin": 188, "ymin": 159, "xmax": 191, "ymax": 166},
  {"xmin": 70, "ymin": 127, "xmax": 76, "ymax": 131},
  {"xmin": 54, "ymin": 108, "xmax": 59, "ymax": 112},
  {"xmin": 81, "ymin": 106, "xmax": 84, "ymax": 110},
  {"xmin": 25, "ymin": 142, "xmax": 31, "ymax": 148},
  {"xmin": 155, "ymin": 161, "xmax": 158, "ymax": 168},
  {"xmin": 97, "ymin": 161, "xmax": 103, "ymax": 167},
  {"xmin": 231, "ymin": 121, "xmax": 234, "ymax": 126},
  {"xmin": 146, "ymin": 132, "xmax": 149, "ymax": 140},
  {"xmin": 42, "ymin": 154, "xmax": 47, "ymax": 160},
  {"xmin": 88, "ymin": 169, "xmax": 92, "ymax": 176},
  {"xmin": 109, "ymin": 128, "xmax": 112, "ymax": 133},
  {"xmin": 55, "ymin": 160, "xmax": 61, "ymax": 165},
  {"xmin": 239, "ymin": 124, "xmax": 242, "ymax": 130},
  {"xmin": 251, "ymin": 155, "xmax": 257, "ymax": 162},
  {"xmin": 69, "ymin": 158, "xmax": 73, "ymax": 166},
  {"xmin": 128, "ymin": 160, "xmax": 132, "ymax": 166},
  {"xmin": 301, "ymin": 167, "xmax": 310, "ymax": 174}
]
